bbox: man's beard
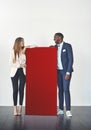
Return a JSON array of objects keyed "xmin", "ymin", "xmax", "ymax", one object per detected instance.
[{"xmin": 55, "ymin": 41, "xmax": 60, "ymax": 44}]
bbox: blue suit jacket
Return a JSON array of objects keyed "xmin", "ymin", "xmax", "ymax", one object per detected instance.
[{"xmin": 56, "ymin": 42, "xmax": 74, "ymax": 73}]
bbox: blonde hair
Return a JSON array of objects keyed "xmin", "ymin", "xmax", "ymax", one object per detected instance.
[{"xmin": 13, "ymin": 37, "xmax": 24, "ymax": 61}]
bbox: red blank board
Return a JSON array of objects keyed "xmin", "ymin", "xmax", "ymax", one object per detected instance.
[{"xmin": 25, "ymin": 47, "xmax": 57, "ymax": 115}]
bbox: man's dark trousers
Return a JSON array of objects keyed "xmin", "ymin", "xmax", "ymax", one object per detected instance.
[{"xmin": 57, "ymin": 70, "xmax": 72, "ymax": 110}]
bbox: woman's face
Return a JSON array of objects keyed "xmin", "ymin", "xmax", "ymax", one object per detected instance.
[{"xmin": 19, "ymin": 41, "xmax": 24, "ymax": 51}]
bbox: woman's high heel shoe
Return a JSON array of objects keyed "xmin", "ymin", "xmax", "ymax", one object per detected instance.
[
  {"xmin": 17, "ymin": 106, "xmax": 22, "ymax": 116},
  {"xmin": 14, "ymin": 106, "xmax": 18, "ymax": 116}
]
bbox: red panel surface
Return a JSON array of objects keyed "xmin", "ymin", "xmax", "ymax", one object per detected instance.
[{"xmin": 25, "ymin": 47, "xmax": 57, "ymax": 115}]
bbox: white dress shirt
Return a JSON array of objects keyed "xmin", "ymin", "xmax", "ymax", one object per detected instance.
[{"xmin": 57, "ymin": 42, "xmax": 63, "ymax": 70}]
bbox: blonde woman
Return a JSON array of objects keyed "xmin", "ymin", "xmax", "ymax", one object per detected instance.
[{"xmin": 9, "ymin": 37, "xmax": 30, "ymax": 116}]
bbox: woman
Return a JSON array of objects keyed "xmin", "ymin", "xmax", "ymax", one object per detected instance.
[{"xmin": 9, "ymin": 37, "xmax": 30, "ymax": 116}]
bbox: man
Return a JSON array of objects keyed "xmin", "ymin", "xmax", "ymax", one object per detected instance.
[{"xmin": 54, "ymin": 33, "xmax": 74, "ymax": 117}]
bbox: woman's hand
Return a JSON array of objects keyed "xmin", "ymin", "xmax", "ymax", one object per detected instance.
[
  {"xmin": 13, "ymin": 56, "xmax": 16, "ymax": 63},
  {"xmin": 20, "ymin": 63, "xmax": 26, "ymax": 68}
]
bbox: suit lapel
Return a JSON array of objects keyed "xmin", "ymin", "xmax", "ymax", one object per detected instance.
[{"xmin": 61, "ymin": 42, "xmax": 65, "ymax": 57}]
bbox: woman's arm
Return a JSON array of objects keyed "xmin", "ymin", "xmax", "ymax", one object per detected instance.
[{"xmin": 22, "ymin": 45, "xmax": 37, "ymax": 53}]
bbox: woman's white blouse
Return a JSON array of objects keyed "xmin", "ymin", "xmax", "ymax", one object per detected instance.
[{"xmin": 9, "ymin": 49, "xmax": 26, "ymax": 77}]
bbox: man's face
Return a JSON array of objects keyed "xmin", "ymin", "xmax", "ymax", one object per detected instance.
[{"xmin": 54, "ymin": 35, "xmax": 62, "ymax": 44}]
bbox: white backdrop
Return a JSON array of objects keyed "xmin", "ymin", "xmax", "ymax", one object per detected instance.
[{"xmin": 0, "ymin": 0, "xmax": 91, "ymax": 106}]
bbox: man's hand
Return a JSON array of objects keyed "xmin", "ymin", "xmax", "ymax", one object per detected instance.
[
  {"xmin": 50, "ymin": 45, "xmax": 55, "ymax": 47},
  {"xmin": 65, "ymin": 74, "xmax": 70, "ymax": 80}
]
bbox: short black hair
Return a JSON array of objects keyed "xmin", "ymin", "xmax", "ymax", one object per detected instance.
[{"xmin": 55, "ymin": 32, "xmax": 64, "ymax": 39}]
